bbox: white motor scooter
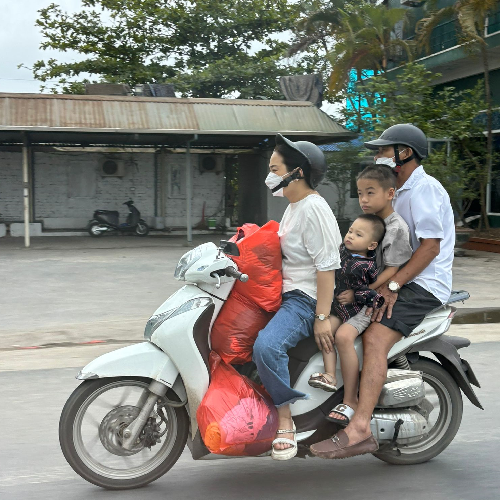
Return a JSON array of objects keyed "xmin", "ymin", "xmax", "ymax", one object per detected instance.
[{"xmin": 59, "ymin": 240, "xmax": 482, "ymax": 490}]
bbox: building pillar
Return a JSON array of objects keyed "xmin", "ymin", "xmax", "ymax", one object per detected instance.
[
  {"xmin": 22, "ymin": 134, "xmax": 31, "ymax": 248},
  {"xmin": 185, "ymin": 135, "xmax": 198, "ymax": 244},
  {"xmin": 237, "ymin": 152, "xmax": 269, "ymax": 226}
]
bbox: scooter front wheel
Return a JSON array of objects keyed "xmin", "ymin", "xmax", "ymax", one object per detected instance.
[
  {"xmin": 135, "ymin": 221, "xmax": 149, "ymax": 236},
  {"xmin": 88, "ymin": 222, "xmax": 107, "ymax": 237},
  {"xmin": 59, "ymin": 377, "xmax": 189, "ymax": 490}
]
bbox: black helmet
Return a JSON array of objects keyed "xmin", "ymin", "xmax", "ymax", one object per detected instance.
[
  {"xmin": 364, "ymin": 124, "xmax": 428, "ymax": 160},
  {"xmin": 275, "ymin": 133, "xmax": 327, "ymax": 188}
]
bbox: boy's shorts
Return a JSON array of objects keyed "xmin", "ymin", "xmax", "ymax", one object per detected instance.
[
  {"xmin": 345, "ymin": 306, "xmax": 371, "ymax": 334},
  {"xmin": 380, "ymin": 282, "xmax": 442, "ymax": 337}
]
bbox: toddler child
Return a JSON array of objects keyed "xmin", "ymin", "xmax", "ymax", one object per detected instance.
[{"xmin": 308, "ymin": 213, "xmax": 385, "ymax": 392}]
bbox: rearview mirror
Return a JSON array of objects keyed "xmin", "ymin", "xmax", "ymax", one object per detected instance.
[{"xmin": 220, "ymin": 240, "xmax": 240, "ymax": 257}]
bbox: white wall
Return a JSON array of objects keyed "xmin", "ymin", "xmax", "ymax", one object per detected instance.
[
  {"xmin": 34, "ymin": 151, "xmax": 155, "ymax": 227},
  {"xmin": 0, "ymin": 152, "xmax": 23, "ymax": 222},
  {"xmin": 162, "ymin": 153, "xmax": 225, "ymax": 228},
  {"xmin": 0, "ymin": 150, "xmax": 226, "ymax": 230},
  {"xmin": 317, "ymin": 182, "xmax": 362, "ymax": 222}
]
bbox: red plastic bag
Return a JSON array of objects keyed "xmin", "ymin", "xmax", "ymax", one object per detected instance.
[
  {"xmin": 210, "ymin": 291, "xmax": 274, "ymax": 365},
  {"xmin": 229, "ymin": 220, "xmax": 282, "ymax": 313},
  {"xmin": 197, "ymin": 352, "xmax": 278, "ymax": 456}
]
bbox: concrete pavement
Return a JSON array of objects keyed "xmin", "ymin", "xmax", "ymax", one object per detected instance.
[{"xmin": 0, "ymin": 236, "xmax": 498, "ymax": 353}]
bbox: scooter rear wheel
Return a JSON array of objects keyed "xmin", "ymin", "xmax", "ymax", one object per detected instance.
[
  {"xmin": 59, "ymin": 377, "xmax": 189, "ymax": 490},
  {"xmin": 88, "ymin": 222, "xmax": 106, "ymax": 237},
  {"xmin": 373, "ymin": 358, "xmax": 463, "ymax": 465}
]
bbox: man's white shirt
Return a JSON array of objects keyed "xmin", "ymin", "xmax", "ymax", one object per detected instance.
[{"xmin": 393, "ymin": 166, "xmax": 455, "ymax": 304}]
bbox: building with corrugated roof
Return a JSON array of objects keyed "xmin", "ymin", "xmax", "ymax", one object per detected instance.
[{"xmin": 0, "ymin": 93, "xmax": 355, "ymax": 245}]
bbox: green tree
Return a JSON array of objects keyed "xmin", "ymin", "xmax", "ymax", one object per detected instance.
[
  {"xmin": 289, "ymin": 1, "xmax": 414, "ymax": 97},
  {"xmin": 416, "ymin": 0, "xmax": 500, "ymax": 228},
  {"xmin": 27, "ymin": 0, "xmax": 306, "ymax": 98},
  {"xmin": 324, "ymin": 143, "xmax": 363, "ymax": 220},
  {"xmin": 353, "ymin": 62, "xmax": 489, "ymax": 227}
]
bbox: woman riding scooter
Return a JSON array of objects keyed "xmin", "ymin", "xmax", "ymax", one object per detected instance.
[{"xmin": 253, "ymin": 134, "xmax": 342, "ymax": 460}]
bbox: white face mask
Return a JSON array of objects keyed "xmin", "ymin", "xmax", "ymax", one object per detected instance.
[
  {"xmin": 264, "ymin": 172, "xmax": 287, "ymax": 197},
  {"xmin": 375, "ymin": 148, "xmax": 408, "ymax": 169},
  {"xmin": 375, "ymin": 156, "xmax": 397, "ymax": 169}
]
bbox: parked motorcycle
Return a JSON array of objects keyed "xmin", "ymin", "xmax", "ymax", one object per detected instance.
[
  {"xmin": 59, "ymin": 240, "xmax": 482, "ymax": 490},
  {"xmin": 88, "ymin": 200, "xmax": 149, "ymax": 237}
]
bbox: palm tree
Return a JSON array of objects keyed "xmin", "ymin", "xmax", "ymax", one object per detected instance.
[
  {"xmin": 291, "ymin": 2, "xmax": 413, "ymax": 94},
  {"xmin": 416, "ymin": 0, "xmax": 500, "ymax": 229},
  {"xmin": 327, "ymin": 4, "xmax": 413, "ymax": 93}
]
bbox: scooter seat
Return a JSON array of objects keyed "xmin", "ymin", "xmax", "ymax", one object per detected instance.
[{"xmin": 95, "ymin": 210, "xmax": 119, "ymax": 217}]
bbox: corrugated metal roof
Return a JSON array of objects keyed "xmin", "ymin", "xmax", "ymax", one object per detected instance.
[{"xmin": 0, "ymin": 93, "xmax": 354, "ymax": 146}]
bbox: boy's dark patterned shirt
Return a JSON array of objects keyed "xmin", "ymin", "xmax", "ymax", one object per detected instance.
[{"xmin": 331, "ymin": 244, "xmax": 385, "ymax": 322}]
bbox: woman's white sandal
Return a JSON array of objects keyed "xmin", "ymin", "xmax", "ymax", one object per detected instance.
[{"xmin": 271, "ymin": 422, "xmax": 297, "ymax": 461}]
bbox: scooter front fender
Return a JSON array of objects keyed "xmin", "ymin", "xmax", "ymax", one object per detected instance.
[{"xmin": 77, "ymin": 342, "xmax": 181, "ymax": 391}]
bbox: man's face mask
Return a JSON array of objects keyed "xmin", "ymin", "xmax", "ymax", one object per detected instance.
[
  {"xmin": 375, "ymin": 148, "xmax": 409, "ymax": 172},
  {"xmin": 265, "ymin": 168, "xmax": 302, "ymax": 197},
  {"xmin": 375, "ymin": 156, "xmax": 397, "ymax": 169}
]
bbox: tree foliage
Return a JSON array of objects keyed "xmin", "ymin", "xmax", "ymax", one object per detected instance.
[
  {"xmin": 342, "ymin": 62, "xmax": 490, "ymax": 226},
  {"xmin": 289, "ymin": 1, "xmax": 414, "ymax": 95},
  {"xmin": 28, "ymin": 0, "xmax": 309, "ymax": 98},
  {"xmin": 324, "ymin": 144, "xmax": 362, "ymax": 220},
  {"xmin": 416, "ymin": 0, "xmax": 500, "ymax": 228}
]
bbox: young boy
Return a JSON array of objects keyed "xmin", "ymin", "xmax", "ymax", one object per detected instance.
[
  {"xmin": 311, "ymin": 164, "xmax": 413, "ymax": 428},
  {"xmin": 308, "ymin": 213, "xmax": 386, "ymax": 392}
]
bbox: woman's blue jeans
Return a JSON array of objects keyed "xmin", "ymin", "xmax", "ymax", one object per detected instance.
[{"xmin": 253, "ymin": 289, "xmax": 317, "ymax": 408}]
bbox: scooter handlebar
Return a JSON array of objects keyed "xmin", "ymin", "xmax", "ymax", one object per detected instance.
[{"xmin": 225, "ymin": 266, "xmax": 249, "ymax": 283}]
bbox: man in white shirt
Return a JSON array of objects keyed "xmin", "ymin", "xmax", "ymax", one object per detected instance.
[{"xmin": 311, "ymin": 124, "xmax": 454, "ymax": 459}]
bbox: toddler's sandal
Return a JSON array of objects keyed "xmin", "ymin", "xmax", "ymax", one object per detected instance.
[{"xmin": 308, "ymin": 372, "xmax": 337, "ymax": 392}]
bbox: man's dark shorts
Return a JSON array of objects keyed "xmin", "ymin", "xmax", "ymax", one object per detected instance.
[{"xmin": 380, "ymin": 282, "xmax": 442, "ymax": 337}]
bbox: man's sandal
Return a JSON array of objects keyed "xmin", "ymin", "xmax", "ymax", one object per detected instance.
[
  {"xmin": 271, "ymin": 422, "xmax": 297, "ymax": 461},
  {"xmin": 326, "ymin": 403, "xmax": 355, "ymax": 427},
  {"xmin": 308, "ymin": 373, "xmax": 338, "ymax": 392},
  {"xmin": 310, "ymin": 429, "xmax": 379, "ymax": 460}
]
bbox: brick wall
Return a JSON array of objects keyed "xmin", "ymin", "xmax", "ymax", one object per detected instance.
[
  {"xmin": 0, "ymin": 152, "xmax": 23, "ymax": 222},
  {"xmin": 163, "ymin": 153, "xmax": 225, "ymax": 228},
  {"xmin": 0, "ymin": 150, "xmax": 225, "ymax": 229},
  {"xmin": 33, "ymin": 151, "xmax": 155, "ymax": 224}
]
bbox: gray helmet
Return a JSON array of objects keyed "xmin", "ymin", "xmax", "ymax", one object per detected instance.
[
  {"xmin": 364, "ymin": 124, "xmax": 428, "ymax": 159},
  {"xmin": 275, "ymin": 133, "xmax": 327, "ymax": 188}
]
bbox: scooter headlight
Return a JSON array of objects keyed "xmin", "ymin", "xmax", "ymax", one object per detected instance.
[
  {"xmin": 144, "ymin": 297, "xmax": 213, "ymax": 340},
  {"xmin": 174, "ymin": 243, "xmax": 212, "ymax": 281}
]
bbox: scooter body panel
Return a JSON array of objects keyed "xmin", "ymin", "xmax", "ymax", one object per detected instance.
[
  {"xmin": 291, "ymin": 337, "xmax": 364, "ymax": 417},
  {"xmin": 148, "ymin": 282, "xmax": 234, "ymax": 436},
  {"xmin": 77, "ymin": 342, "xmax": 179, "ymax": 387},
  {"xmin": 387, "ymin": 307, "xmax": 452, "ymax": 359}
]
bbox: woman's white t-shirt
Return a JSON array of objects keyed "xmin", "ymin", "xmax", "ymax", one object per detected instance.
[{"xmin": 279, "ymin": 194, "xmax": 342, "ymax": 300}]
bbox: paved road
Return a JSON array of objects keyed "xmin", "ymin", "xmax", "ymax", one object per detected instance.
[{"xmin": 1, "ymin": 341, "xmax": 498, "ymax": 500}]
